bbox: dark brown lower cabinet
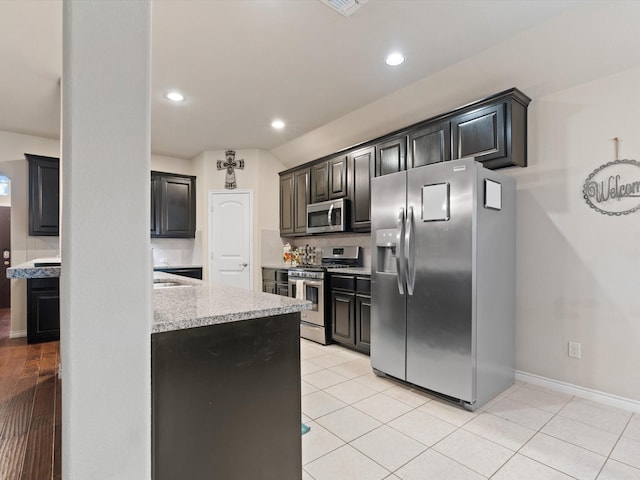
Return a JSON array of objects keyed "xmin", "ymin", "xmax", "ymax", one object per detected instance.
[
  {"xmin": 262, "ymin": 267, "xmax": 289, "ymax": 297},
  {"xmin": 152, "ymin": 313, "xmax": 301, "ymax": 480},
  {"xmin": 331, "ymin": 290, "xmax": 355, "ymax": 345},
  {"xmin": 27, "ymin": 277, "xmax": 60, "ymax": 344},
  {"xmin": 330, "ymin": 274, "xmax": 370, "ymax": 354},
  {"xmin": 355, "ymin": 293, "xmax": 371, "ymax": 353}
]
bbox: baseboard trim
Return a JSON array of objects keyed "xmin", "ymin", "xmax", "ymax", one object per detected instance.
[
  {"xmin": 9, "ymin": 330, "xmax": 27, "ymax": 339},
  {"xmin": 516, "ymin": 370, "xmax": 640, "ymax": 414}
]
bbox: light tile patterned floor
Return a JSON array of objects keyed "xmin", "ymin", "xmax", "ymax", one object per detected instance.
[{"xmin": 300, "ymin": 339, "xmax": 640, "ymax": 480}]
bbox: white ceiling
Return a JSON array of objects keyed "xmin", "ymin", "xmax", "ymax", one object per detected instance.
[{"xmin": 0, "ymin": 0, "xmax": 583, "ymax": 160}]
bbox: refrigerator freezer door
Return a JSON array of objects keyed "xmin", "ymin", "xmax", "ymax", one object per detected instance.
[
  {"xmin": 371, "ymin": 170, "xmax": 408, "ymax": 381},
  {"xmin": 406, "ymin": 160, "xmax": 476, "ymax": 403}
]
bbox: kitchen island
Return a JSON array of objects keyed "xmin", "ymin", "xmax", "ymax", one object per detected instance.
[
  {"xmin": 152, "ymin": 273, "xmax": 311, "ymax": 480},
  {"xmin": 8, "ymin": 263, "xmax": 311, "ymax": 479}
]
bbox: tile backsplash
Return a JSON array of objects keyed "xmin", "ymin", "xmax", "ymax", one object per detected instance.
[
  {"xmin": 151, "ymin": 233, "xmax": 202, "ymax": 267},
  {"xmin": 288, "ymin": 233, "xmax": 371, "ymax": 267}
]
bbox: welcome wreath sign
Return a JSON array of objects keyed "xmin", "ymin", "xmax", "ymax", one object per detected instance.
[{"xmin": 583, "ymin": 159, "xmax": 640, "ymax": 216}]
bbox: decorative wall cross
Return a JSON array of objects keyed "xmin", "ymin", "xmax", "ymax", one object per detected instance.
[{"xmin": 217, "ymin": 150, "xmax": 244, "ymax": 189}]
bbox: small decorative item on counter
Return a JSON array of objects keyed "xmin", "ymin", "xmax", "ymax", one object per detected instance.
[{"xmin": 283, "ymin": 243, "xmax": 300, "ymax": 266}]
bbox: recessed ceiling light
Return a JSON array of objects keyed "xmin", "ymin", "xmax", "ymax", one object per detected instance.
[
  {"xmin": 385, "ymin": 52, "xmax": 405, "ymax": 66},
  {"xmin": 271, "ymin": 120, "xmax": 285, "ymax": 130},
  {"xmin": 165, "ymin": 91, "xmax": 185, "ymax": 102}
]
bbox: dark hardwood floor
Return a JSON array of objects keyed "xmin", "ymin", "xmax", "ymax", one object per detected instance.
[{"xmin": 0, "ymin": 310, "xmax": 61, "ymax": 480}]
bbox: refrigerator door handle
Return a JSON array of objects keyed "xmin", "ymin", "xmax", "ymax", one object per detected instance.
[
  {"xmin": 405, "ymin": 206, "xmax": 416, "ymax": 295},
  {"xmin": 395, "ymin": 208, "xmax": 405, "ymax": 295}
]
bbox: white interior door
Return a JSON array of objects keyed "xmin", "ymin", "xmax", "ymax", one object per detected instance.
[{"xmin": 209, "ymin": 190, "xmax": 253, "ymax": 289}]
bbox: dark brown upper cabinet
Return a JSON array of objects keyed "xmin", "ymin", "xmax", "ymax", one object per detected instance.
[
  {"xmin": 279, "ymin": 172, "xmax": 295, "ymax": 235},
  {"xmin": 278, "ymin": 88, "xmax": 530, "ymax": 237},
  {"xmin": 310, "ymin": 155, "xmax": 347, "ymax": 204},
  {"xmin": 408, "ymin": 122, "xmax": 451, "ymax": 169},
  {"xmin": 280, "ymin": 166, "xmax": 310, "ymax": 236},
  {"xmin": 328, "ymin": 155, "xmax": 348, "ymax": 199},
  {"xmin": 26, "ymin": 154, "xmax": 59, "ymax": 236},
  {"xmin": 151, "ymin": 171, "xmax": 196, "ymax": 238},
  {"xmin": 451, "ymin": 103, "xmax": 505, "ymax": 164},
  {"xmin": 349, "ymin": 146, "xmax": 374, "ymax": 232},
  {"xmin": 310, "ymin": 161, "xmax": 329, "ymax": 203},
  {"xmin": 375, "ymin": 135, "xmax": 407, "ymax": 176},
  {"xmin": 293, "ymin": 168, "xmax": 310, "ymax": 234},
  {"xmin": 450, "ymin": 89, "xmax": 530, "ymax": 169}
]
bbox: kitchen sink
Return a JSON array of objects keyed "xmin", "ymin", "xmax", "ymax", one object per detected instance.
[{"xmin": 153, "ymin": 281, "xmax": 191, "ymax": 289}]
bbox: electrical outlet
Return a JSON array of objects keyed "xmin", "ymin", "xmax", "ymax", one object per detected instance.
[{"xmin": 568, "ymin": 341, "xmax": 581, "ymax": 359}]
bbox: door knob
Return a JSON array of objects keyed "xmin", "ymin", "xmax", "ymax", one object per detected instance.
[{"xmin": 239, "ymin": 263, "xmax": 248, "ymax": 267}]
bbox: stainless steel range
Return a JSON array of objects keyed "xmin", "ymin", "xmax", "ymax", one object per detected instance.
[{"xmin": 288, "ymin": 246, "xmax": 361, "ymax": 345}]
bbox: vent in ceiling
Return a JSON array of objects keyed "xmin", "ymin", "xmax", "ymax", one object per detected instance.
[{"xmin": 319, "ymin": 0, "xmax": 368, "ymax": 17}]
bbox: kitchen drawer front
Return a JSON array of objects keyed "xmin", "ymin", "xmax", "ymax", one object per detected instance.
[
  {"xmin": 356, "ymin": 277, "xmax": 370, "ymax": 295},
  {"xmin": 262, "ymin": 268, "xmax": 277, "ymax": 281},
  {"xmin": 331, "ymin": 275, "xmax": 355, "ymax": 291},
  {"xmin": 276, "ymin": 270, "xmax": 288, "ymax": 283}
]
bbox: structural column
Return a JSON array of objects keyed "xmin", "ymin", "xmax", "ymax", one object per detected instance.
[{"xmin": 61, "ymin": 1, "xmax": 151, "ymax": 478}]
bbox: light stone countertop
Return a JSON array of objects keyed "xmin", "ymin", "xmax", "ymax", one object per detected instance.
[
  {"xmin": 6, "ymin": 258, "xmax": 61, "ymax": 279},
  {"xmin": 152, "ymin": 272, "xmax": 311, "ymax": 334},
  {"xmin": 328, "ymin": 267, "xmax": 371, "ymax": 276},
  {"xmin": 261, "ymin": 265, "xmax": 371, "ymax": 276}
]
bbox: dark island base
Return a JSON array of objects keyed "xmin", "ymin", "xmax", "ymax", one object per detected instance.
[{"xmin": 152, "ymin": 313, "xmax": 301, "ymax": 480}]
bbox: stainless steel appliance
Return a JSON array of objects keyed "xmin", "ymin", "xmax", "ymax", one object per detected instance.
[
  {"xmin": 306, "ymin": 198, "xmax": 350, "ymax": 234},
  {"xmin": 289, "ymin": 245, "xmax": 361, "ymax": 344},
  {"xmin": 371, "ymin": 157, "xmax": 515, "ymax": 410}
]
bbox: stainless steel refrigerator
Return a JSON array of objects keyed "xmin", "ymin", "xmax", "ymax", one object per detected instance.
[{"xmin": 371, "ymin": 157, "xmax": 515, "ymax": 410}]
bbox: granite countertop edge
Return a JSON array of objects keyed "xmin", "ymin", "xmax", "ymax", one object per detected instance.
[
  {"xmin": 152, "ymin": 272, "xmax": 312, "ymax": 333},
  {"xmin": 6, "ymin": 258, "xmax": 61, "ymax": 279}
]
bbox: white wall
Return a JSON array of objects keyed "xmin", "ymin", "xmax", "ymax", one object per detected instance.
[
  {"xmin": 193, "ymin": 149, "xmax": 286, "ymax": 289},
  {"xmin": 269, "ymin": 4, "xmax": 640, "ymax": 401},
  {"xmin": 510, "ymin": 67, "xmax": 640, "ymax": 401}
]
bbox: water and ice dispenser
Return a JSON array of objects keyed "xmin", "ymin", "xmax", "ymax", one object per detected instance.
[{"xmin": 375, "ymin": 229, "xmax": 399, "ymax": 273}]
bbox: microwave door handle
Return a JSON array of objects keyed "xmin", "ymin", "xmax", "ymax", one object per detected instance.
[{"xmin": 327, "ymin": 204, "xmax": 334, "ymax": 227}]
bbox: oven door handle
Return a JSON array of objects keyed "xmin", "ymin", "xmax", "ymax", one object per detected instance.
[{"xmin": 303, "ymin": 280, "xmax": 323, "ymax": 288}]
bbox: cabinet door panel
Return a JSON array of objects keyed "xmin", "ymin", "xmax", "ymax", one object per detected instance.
[
  {"xmin": 311, "ymin": 161, "xmax": 329, "ymax": 203},
  {"xmin": 27, "ymin": 278, "xmax": 60, "ymax": 344},
  {"xmin": 293, "ymin": 168, "xmax": 310, "ymax": 234},
  {"xmin": 26, "ymin": 154, "xmax": 59, "ymax": 236},
  {"xmin": 263, "ymin": 281, "xmax": 277, "ymax": 294},
  {"xmin": 329, "ymin": 155, "xmax": 347, "ymax": 199},
  {"xmin": 355, "ymin": 294, "xmax": 371, "ymax": 354},
  {"xmin": 151, "ymin": 175, "xmax": 160, "ymax": 235},
  {"xmin": 409, "ymin": 122, "xmax": 451, "ymax": 168},
  {"xmin": 161, "ymin": 177, "xmax": 195, "ymax": 237},
  {"xmin": 279, "ymin": 173, "xmax": 294, "ymax": 235},
  {"xmin": 350, "ymin": 147, "xmax": 374, "ymax": 231},
  {"xmin": 331, "ymin": 291, "xmax": 355, "ymax": 344},
  {"xmin": 375, "ymin": 135, "xmax": 406, "ymax": 176},
  {"xmin": 152, "ymin": 172, "xmax": 196, "ymax": 238},
  {"xmin": 451, "ymin": 103, "xmax": 505, "ymax": 163}
]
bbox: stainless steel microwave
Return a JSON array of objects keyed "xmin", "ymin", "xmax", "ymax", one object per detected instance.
[{"xmin": 306, "ymin": 198, "xmax": 350, "ymax": 234}]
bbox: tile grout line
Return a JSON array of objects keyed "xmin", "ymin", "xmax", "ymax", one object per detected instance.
[{"xmin": 301, "ymin": 342, "xmax": 640, "ymax": 479}]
